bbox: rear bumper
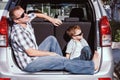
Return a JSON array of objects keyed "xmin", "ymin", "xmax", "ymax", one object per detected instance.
[{"xmin": 0, "ymin": 47, "xmax": 114, "ymax": 80}]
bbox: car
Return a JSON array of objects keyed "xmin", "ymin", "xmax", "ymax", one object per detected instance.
[{"xmin": 0, "ymin": 0, "xmax": 114, "ymax": 80}]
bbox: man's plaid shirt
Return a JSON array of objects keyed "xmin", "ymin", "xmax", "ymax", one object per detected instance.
[{"xmin": 10, "ymin": 13, "xmax": 38, "ymax": 69}]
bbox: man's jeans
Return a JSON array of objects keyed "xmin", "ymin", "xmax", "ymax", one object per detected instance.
[{"xmin": 24, "ymin": 36, "xmax": 94, "ymax": 74}]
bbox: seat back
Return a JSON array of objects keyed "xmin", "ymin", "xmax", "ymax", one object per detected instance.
[
  {"xmin": 55, "ymin": 21, "xmax": 91, "ymax": 53},
  {"xmin": 32, "ymin": 18, "xmax": 91, "ymax": 54},
  {"xmin": 32, "ymin": 19, "xmax": 54, "ymax": 45}
]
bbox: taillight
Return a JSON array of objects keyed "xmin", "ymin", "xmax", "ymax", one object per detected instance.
[
  {"xmin": 98, "ymin": 78, "xmax": 111, "ymax": 80},
  {"xmin": 99, "ymin": 16, "xmax": 112, "ymax": 47},
  {"xmin": 0, "ymin": 78, "xmax": 10, "ymax": 80},
  {"xmin": 0, "ymin": 16, "xmax": 8, "ymax": 47}
]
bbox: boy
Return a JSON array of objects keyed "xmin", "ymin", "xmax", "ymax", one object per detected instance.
[{"xmin": 66, "ymin": 25, "xmax": 92, "ymax": 60}]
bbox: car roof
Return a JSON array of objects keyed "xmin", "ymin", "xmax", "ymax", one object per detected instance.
[{"xmin": 19, "ymin": 0, "xmax": 88, "ymax": 3}]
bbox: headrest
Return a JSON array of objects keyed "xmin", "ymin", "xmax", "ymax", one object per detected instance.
[
  {"xmin": 64, "ymin": 17, "xmax": 79, "ymax": 22},
  {"xmin": 69, "ymin": 8, "xmax": 84, "ymax": 20}
]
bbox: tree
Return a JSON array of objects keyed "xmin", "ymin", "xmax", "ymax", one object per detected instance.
[{"xmin": 102, "ymin": 0, "xmax": 120, "ymax": 21}]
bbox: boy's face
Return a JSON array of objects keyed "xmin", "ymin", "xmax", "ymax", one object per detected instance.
[{"xmin": 72, "ymin": 29, "xmax": 83, "ymax": 41}]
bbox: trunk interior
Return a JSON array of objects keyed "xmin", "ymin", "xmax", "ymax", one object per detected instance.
[
  {"xmin": 31, "ymin": 18, "xmax": 95, "ymax": 56},
  {"xmin": 8, "ymin": 0, "xmax": 97, "ymax": 73}
]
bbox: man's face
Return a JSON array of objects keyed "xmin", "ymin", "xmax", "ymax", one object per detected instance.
[{"xmin": 14, "ymin": 8, "xmax": 30, "ymax": 24}]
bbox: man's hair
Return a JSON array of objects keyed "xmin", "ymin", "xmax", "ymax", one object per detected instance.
[
  {"xmin": 66, "ymin": 25, "xmax": 81, "ymax": 37},
  {"xmin": 9, "ymin": 6, "xmax": 22, "ymax": 20}
]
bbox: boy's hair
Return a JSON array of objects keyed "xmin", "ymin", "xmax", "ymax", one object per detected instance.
[
  {"xmin": 9, "ymin": 6, "xmax": 22, "ymax": 20},
  {"xmin": 66, "ymin": 25, "xmax": 81, "ymax": 37}
]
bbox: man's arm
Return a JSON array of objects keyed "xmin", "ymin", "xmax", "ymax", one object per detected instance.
[
  {"xmin": 15, "ymin": 30, "xmax": 59, "ymax": 57},
  {"xmin": 35, "ymin": 13, "xmax": 62, "ymax": 26},
  {"xmin": 25, "ymin": 48, "xmax": 58, "ymax": 57}
]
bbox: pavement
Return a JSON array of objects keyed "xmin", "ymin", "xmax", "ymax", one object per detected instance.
[
  {"xmin": 112, "ymin": 42, "xmax": 120, "ymax": 80},
  {"xmin": 112, "ymin": 42, "xmax": 120, "ymax": 64},
  {"xmin": 112, "ymin": 49, "xmax": 120, "ymax": 64}
]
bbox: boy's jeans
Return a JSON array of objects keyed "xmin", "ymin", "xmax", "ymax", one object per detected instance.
[
  {"xmin": 24, "ymin": 36, "xmax": 94, "ymax": 74},
  {"xmin": 73, "ymin": 46, "xmax": 92, "ymax": 60},
  {"xmin": 80, "ymin": 46, "xmax": 92, "ymax": 60}
]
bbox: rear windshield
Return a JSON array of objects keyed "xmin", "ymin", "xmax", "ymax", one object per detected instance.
[
  {"xmin": 23, "ymin": 0, "xmax": 93, "ymax": 21},
  {"xmin": 0, "ymin": 1, "xmax": 8, "ymax": 9}
]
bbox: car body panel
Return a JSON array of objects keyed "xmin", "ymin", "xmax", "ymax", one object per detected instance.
[{"xmin": 0, "ymin": 0, "xmax": 114, "ymax": 80}]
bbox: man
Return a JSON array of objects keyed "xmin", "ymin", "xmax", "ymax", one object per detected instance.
[{"xmin": 9, "ymin": 6, "xmax": 99, "ymax": 74}]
